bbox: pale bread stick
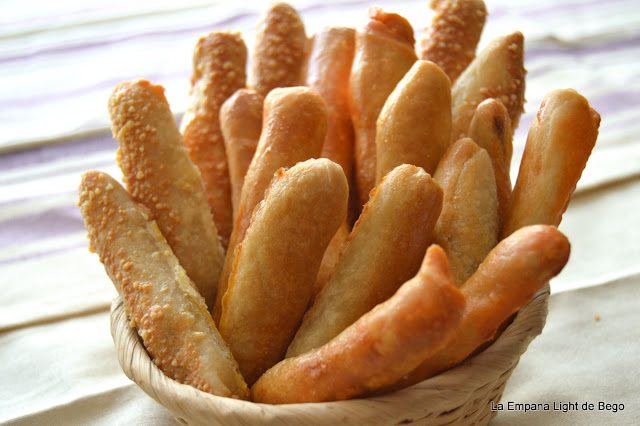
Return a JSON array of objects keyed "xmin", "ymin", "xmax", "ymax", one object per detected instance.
[
  {"xmin": 501, "ymin": 89, "xmax": 600, "ymax": 238},
  {"xmin": 350, "ymin": 6, "xmax": 417, "ymax": 209},
  {"xmin": 417, "ymin": 0, "xmax": 487, "ymax": 84},
  {"xmin": 387, "ymin": 224, "xmax": 570, "ymax": 391},
  {"xmin": 212, "ymin": 86, "xmax": 327, "ymax": 324},
  {"xmin": 305, "ymin": 26, "xmax": 356, "ymax": 183},
  {"xmin": 219, "ymin": 89, "xmax": 264, "ymax": 219},
  {"xmin": 451, "ymin": 31, "xmax": 526, "ymax": 143},
  {"xmin": 468, "ymin": 98, "xmax": 513, "ymax": 231},
  {"xmin": 181, "ymin": 31, "xmax": 247, "ymax": 248},
  {"xmin": 375, "ymin": 60, "xmax": 452, "ymax": 183},
  {"xmin": 252, "ymin": 245, "xmax": 465, "ymax": 404},
  {"xmin": 108, "ymin": 79, "xmax": 225, "ymax": 311},
  {"xmin": 78, "ymin": 171, "xmax": 249, "ymax": 400},
  {"xmin": 433, "ymin": 138, "xmax": 499, "ymax": 286},
  {"xmin": 249, "ymin": 2, "xmax": 307, "ymax": 96},
  {"xmin": 287, "ymin": 164, "xmax": 443, "ymax": 358},
  {"xmin": 219, "ymin": 159, "xmax": 349, "ymax": 385}
]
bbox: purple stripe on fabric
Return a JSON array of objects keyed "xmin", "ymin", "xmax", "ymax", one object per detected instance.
[
  {"xmin": 0, "ymin": 129, "xmax": 116, "ymax": 172},
  {"xmin": 0, "ymin": 203, "xmax": 86, "ymax": 250},
  {"xmin": 526, "ymin": 36, "xmax": 640, "ymax": 60},
  {"xmin": 0, "ymin": 240, "xmax": 89, "ymax": 267}
]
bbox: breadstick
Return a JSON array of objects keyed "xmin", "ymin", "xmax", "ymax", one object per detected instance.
[
  {"xmin": 249, "ymin": 2, "xmax": 307, "ymax": 96},
  {"xmin": 78, "ymin": 171, "xmax": 249, "ymax": 400},
  {"xmin": 181, "ymin": 31, "xmax": 247, "ymax": 248},
  {"xmin": 417, "ymin": 0, "xmax": 487, "ymax": 84},
  {"xmin": 468, "ymin": 98, "xmax": 513, "ymax": 230},
  {"xmin": 313, "ymin": 221, "xmax": 351, "ymax": 302},
  {"xmin": 387, "ymin": 224, "xmax": 570, "ymax": 390},
  {"xmin": 219, "ymin": 89, "xmax": 264, "ymax": 219},
  {"xmin": 305, "ymin": 26, "xmax": 356, "ymax": 182},
  {"xmin": 433, "ymin": 137, "xmax": 499, "ymax": 286},
  {"xmin": 287, "ymin": 164, "xmax": 443, "ymax": 358},
  {"xmin": 375, "ymin": 60, "xmax": 451, "ymax": 183},
  {"xmin": 252, "ymin": 245, "xmax": 465, "ymax": 404},
  {"xmin": 501, "ymin": 89, "xmax": 600, "ymax": 238},
  {"xmin": 108, "ymin": 79, "xmax": 225, "ymax": 311},
  {"xmin": 350, "ymin": 6, "xmax": 417, "ymax": 209},
  {"xmin": 219, "ymin": 159, "xmax": 349, "ymax": 385},
  {"xmin": 212, "ymin": 86, "xmax": 327, "ymax": 324},
  {"xmin": 451, "ymin": 31, "xmax": 526, "ymax": 142}
]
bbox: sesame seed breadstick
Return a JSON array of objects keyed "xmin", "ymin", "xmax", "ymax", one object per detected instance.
[
  {"xmin": 375, "ymin": 59, "xmax": 452, "ymax": 184},
  {"xmin": 78, "ymin": 171, "xmax": 249, "ymax": 400},
  {"xmin": 108, "ymin": 79, "xmax": 225, "ymax": 312},
  {"xmin": 287, "ymin": 164, "xmax": 443, "ymax": 358},
  {"xmin": 450, "ymin": 31, "xmax": 526, "ymax": 143},
  {"xmin": 350, "ymin": 6, "xmax": 417, "ymax": 210},
  {"xmin": 219, "ymin": 159, "xmax": 349, "ymax": 385},
  {"xmin": 181, "ymin": 31, "xmax": 247, "ymax": 248},
  {"xmin": 212, "ymin": 86, "xmax": 327, "ymax": 324},
  {"xmin": 417, "ymin": 0, "xmax": 487, "ymax": 84},
  {"xmin": 249, "ymin": 2, "xmax": 307, "ymax": 97},
  {"xmin": 251, "ymin": 245, "xmax": 465, "ymax": 404}
]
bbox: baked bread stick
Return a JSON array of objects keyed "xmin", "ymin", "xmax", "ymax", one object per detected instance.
[
  {"xmin": 108, "ymin": 79, "xmax": 225, "ymax": 311},
  {"xmin": 252, "ymin": 245, "xmax": 465, "ymax": 404},
  {"xmin": 305, "ymin": 26, "xmax": 356, "ymax": 183},
  {"xmin": 350, "ymin": 6, "xmax": 417, "ymax": 209},
  {"xmin": 417, "ymin": 0, "xmax": 487, "ymax": 84},
  {"xmin": 181, "ymin": 31, "xmax": 247, "ymax": 248},
  {"xmin": 78, "ymin": 171, "xmax": 249, "ymax": 400},
  {"xmin": 433, "ymin": 138, "xmax": 499, "ymax": 286},
  {"xmin": 387, "ymin": 224, "xmax": 570, "ymax": 390},
  {"xmin": 375, "ymin": 60, "xmax": 452, "ymax": 183},
  {"xmin": 219, "ymin": 159, "xmax": 349, "ymax": 385},
  {"xmin": 219, "ymin": 89, "xmax": 264, "ymax": 219},
  {"xmin": 451, "ymin": 31, "xmax": 526, "ymax": 142},
  {"xmin": 468, "ymin": 98, "xmax": 513, "ymax": 231},
  {"xmin": 212, "ymin": 86, "xmax": 327, "ymax": 324},
  {"xmin": 249, "ymin": 2, "xmax": 307, "ymax": 96},
  {"xmin": 501, "ymin": 89, "xmax": 600, "ymax": 238},
  {"xmin": 313, "ymin": 221, "xmax": 351, "ymax": 301},
  {"xmin": 287, "ymin": 164, "xmax": 443, "ymax": 357}
]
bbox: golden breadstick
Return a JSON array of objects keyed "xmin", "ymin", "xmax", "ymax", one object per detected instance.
[
  {"xmin": 219, "ymin": 89, "xmax": 264, "ymax": 219},
  {"xmin": 451, "ymin": 31, "xmax": 526, "ymax": 142},
  {"xmin": 180, "ymin": 31, "xmax": 247, "ymax": 249},
  {"xmin": 433, "ymin": 138, "xmax": 499, "ymax": 286},
  {"xmin": 313, "ymin": 221, "xmax": 351, "ymax": 302},
  {"xmin": 350, "ymin": 6, "xmax": 417, "ymax": 209},
  {"xmin": 375, "ymin": 60, "xmax": 451, "ymax": 183},
  {"xmin": 501, "ymin": 89, "xmax": 600, "ymax": 238},
  {"xmin": 305, "ymin": 26, "xmax": 356, "ymax": 182},
  {"xmin": 388, "ymin": 224, "xmax": 570, "ymax": 390},
  {"xmin": 417, "ymin": 0, "xmax": 487, "ymax": 84},
  {"xmin": 219, "ymin": 159, "xmax": 349, "ymax": 385},
  {"xmin": 78, "ymin": 171, "xmax": 249, "ymax": 400},
  {"xmin": 468, "ymin": 98, "xmax": 513, "ymax": 230},
  {"xmin": 249, "ymin": 2, "xmax": 307, "ymax": 96},
  {"xmin": 252, "ymin": 245, "xmax": 465, "ymax": 404},
  {"xmin": 212, "ymin": 86, "xmax": 327, "ymax": 324},
  {"xmin": 108, "ymin": 79, "xmax": 225, "ymax": 311},
  {"xmin": 287, "ymin": 164, "xmax": 443, "ymax": 358}
]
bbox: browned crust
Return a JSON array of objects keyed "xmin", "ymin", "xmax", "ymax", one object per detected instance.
[
  {"xmin": 78, "ymin": 171, "xmax": 249, "ymax": 400},
  {"xmin": 249, "ymin": 2, "xmax": 307, "ymax": 96},
  {"xmin": 181, "ymin": 31, "xmax": 247, "ymax": 248},
  {"xmin": 418, "ymin": 0, "xmax": 488, "ymax": 84},
  {"xmin": 218, "ymin": 159, "xmax": 349, "ymax": 385},
  {"xmin": 501, "ymin": 89, "xmax": 600, "ymax": 238},
  {"xmin": 349, "ymin": 6, "xmax": 417, "ymax": 209},
  {"xmin": 108, "ymin": 79, "xmax": 225, "ymax": 311},
  {"xmin": 251, "ymin": 245, "xmax": 465, "ymax": 404}
]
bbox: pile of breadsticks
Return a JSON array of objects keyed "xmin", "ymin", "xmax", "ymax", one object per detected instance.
[{"xmin": 78, "ymin": 0, "xmax": 600, "ymax": 404}]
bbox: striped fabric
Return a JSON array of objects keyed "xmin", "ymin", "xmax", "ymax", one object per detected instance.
[{"xmin": 1, "ymin": 0, "xmax": 639, "ymax": 424}]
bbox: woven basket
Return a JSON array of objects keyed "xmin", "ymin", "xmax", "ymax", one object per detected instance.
[{"xmin": 110, "ymin": 283, "xmax": 549, "ymax": 425}]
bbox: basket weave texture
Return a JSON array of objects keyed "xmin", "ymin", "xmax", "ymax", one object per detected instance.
[{"xmin": 110, "ymin": 283, "xmax": 549, "ymax": 425}]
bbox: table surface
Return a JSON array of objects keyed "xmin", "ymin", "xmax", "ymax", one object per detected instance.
[{"xmin": 1, "ymin": 0, "xmax": 639, "ymax": 424}]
